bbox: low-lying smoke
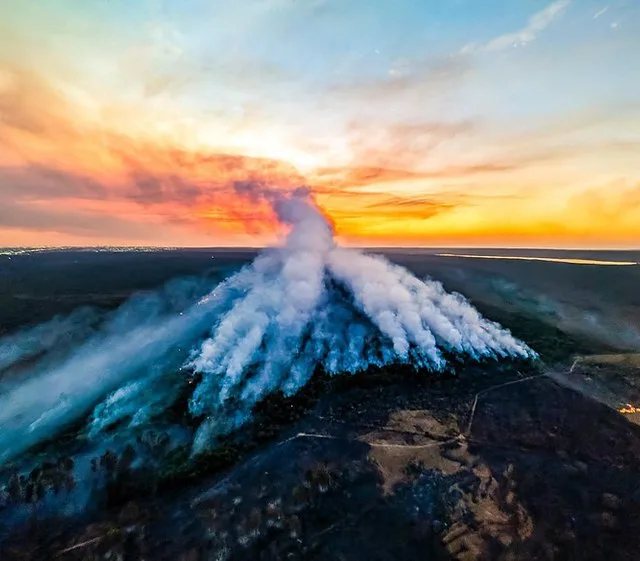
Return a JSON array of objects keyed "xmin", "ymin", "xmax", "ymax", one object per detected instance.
[
  {"xmin": 487, "ymin": 278, "xmax": 640, "ymax": 351},
  {"xmin": 0, "ymin": 307, "xmax": 100, "ymax": 374},
  {"xmin": 0, "ymin": 278, "xmax": 222, "ymax": 462},
  {"xmin": 0, "ymin": 187, "xmax": 535, "ymax": 464}
]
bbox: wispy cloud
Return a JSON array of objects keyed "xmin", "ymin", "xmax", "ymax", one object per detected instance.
[
  {"xmin": 593, "ymin": 6, "xmax": 609, "ymax": 20},
  {"xmin": 0, "ymin": 0, "xmax": 638, "ymax": 249},
  {"xmin": 464, "ymin": 0, "xmax": 571, "ymax": 54},
  {"xmin": 330, "ymin": 53, "xmax": 473, "ymax": 107},
  {"xmin": 340, "ymin": 119, "xmax": 476, "ymax": 170}
]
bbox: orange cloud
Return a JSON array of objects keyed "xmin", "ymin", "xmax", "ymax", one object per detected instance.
[
  {"xmin": 311, "ymin": 166, "xmax": 426, "ymax": 188},
  {"xmin": 0, "ymin": 63, "xmax": 466, "ymax": 245},
  {"xmin": 1, "ymin": 62, "xmax": 639, "ymax": 249}
]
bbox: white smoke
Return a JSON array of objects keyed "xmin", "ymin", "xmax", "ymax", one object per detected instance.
[
  {"xmin": 184, "ymin": 186, "xmax": 535, "ymax": 451},
  {"xmin": 0, "ymin": 186, "xmax": 535, "ymax": 464},
  {"xmin": 0, "ymin": 282, "xmax": 230, "ymax": 463}
]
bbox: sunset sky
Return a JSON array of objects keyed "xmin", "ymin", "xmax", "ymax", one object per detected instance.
[{"xmin": 1, "ymin": 0, "xmax": 639, "ymax": 248}]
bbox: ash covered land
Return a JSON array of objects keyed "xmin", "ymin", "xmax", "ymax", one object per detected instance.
[{"xmin": 1, "ymin": 191, "xmax": 640, "ymax": 560}]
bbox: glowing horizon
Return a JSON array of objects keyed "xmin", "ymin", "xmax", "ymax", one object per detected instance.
[{"xmin": 1, "ymin": 0, "xmax": 639, "ymax": 248}]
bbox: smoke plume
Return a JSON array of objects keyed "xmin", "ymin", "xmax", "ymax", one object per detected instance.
[
  {"xmin": 182, "ymin": 187, "xmax": 534, "ymax": 450},
  {"xmin": 0, "ymin": 187, "xmax": 535, "ymax": 463}
]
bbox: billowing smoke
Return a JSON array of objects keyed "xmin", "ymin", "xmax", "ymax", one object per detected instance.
[
  {"xmin": 182, "ymin": 186, "xmax": 534, "ymax": 450},
  {"xmin": 0, "ymin": 187, "xmax": 535, "ymax": 464},
  {"xmin": 0, "ymin": 307, "xmax": 100, "ymax": 374}
]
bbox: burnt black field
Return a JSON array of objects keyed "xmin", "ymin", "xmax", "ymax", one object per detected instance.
[{"xmin": 2, "ymin": 248, "xmax": 640, "ymax": 560}]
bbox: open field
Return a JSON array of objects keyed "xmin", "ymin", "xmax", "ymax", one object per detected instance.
[{"xmin": 573, "ymin": 353, "xmax": 640, "ymax": 368}]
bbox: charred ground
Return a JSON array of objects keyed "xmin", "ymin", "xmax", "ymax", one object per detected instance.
[{"xmin": 1, "ymin": 249, "xmax": 640, "ymax": 560}]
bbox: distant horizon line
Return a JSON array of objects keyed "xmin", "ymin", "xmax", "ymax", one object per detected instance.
[{"xmin": 2, "ymin": 245, "xmax": 640, "ymax": 252}]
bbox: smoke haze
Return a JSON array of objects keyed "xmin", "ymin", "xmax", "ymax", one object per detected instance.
[{"xmin": 0, "ymin": 188, "xmax": 535, "ymax": 463}]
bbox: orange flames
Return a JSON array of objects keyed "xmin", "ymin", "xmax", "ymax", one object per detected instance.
[{"xmin": 619, "ymin": 404, "xmax": 640, "ymax": 415}]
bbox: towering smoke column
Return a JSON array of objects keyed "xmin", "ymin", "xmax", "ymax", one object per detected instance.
[{"xmin": 0, "ymin": 186, "xmax": 536, "ymax": 463}]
